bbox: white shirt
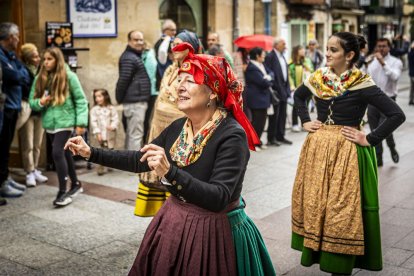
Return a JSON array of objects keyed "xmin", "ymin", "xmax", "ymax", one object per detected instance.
[
  {"xmin": 367, "ymin": 53, "xmax": 402, "ymax": 97},
  {"xmin": 275, "ymin": 49, "xmax": 287, "ymax": 81}
]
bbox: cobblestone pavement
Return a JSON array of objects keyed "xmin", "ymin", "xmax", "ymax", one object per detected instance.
[{"xmin": 1, "ymin": 74, "xmax": 413, "ymax": 275}]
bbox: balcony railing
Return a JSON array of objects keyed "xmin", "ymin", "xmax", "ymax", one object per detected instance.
[
  {"xmin": 331, "ymin": 0, "xmax": 360, "ymax": 8},
  {"xmin": 289, "ymin": 0, "xmax": 325, "ymax": 5}
]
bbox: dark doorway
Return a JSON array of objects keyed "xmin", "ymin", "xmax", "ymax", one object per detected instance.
[{"xmin": 159, "ymin": 0, "xmax": 197, "ymax": 33}]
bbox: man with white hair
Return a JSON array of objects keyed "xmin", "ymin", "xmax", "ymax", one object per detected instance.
[
  {"xmin": 154, "ymin": 19, "xmax": 176, "ymax": 90},
  {"xmin": 0, "ymin": 22, "xmax": 27, "ymax": 200},
  {"xmin": 264, "ymin": 37, "xmax": 292, "ymax": 146}
]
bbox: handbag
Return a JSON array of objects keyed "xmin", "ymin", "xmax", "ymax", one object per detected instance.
[{"xmin": 269, "ymin": 87, "xmax": 280, "ymax": 106}]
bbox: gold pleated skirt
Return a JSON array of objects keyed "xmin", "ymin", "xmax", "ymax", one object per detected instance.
[{"xmin": 292, "ymin": 125, "xmax": 365, "ymax": 256}]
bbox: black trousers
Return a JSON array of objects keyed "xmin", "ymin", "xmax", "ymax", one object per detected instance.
[
  {"xmin": 47, "ymin": 131, "xmax": 78, "ymax": 192},
  {"xmin": 367, "ymin": 96, "xmax": 397, "ymax": 159},
  {"xmin": 0, "ymin": 108, "xmax": 19, "ymax": 184},
  {"xmin": 292, "ymin": 104, "xmax": 299, "ymax": 126},
  {"xmin": 143, "ymin": 95, "xmax": 158, "ymax": 144},
  {"xmin": 267, "ymin": 104, "xmax": 279, "ymax": 142},
  {"xmin": 275, "ymin": 101, "xmax": 287, "ymax": 141},
  {"xmin": 250, "ymin": 108, "xmax": 267, "ymax": 144}
]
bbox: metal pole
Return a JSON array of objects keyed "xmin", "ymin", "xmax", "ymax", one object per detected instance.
[
  {"xmin": 264, "ymin": 2, "xmax": 271, "ymax": 35},
  {"xmin": 233, "ymin": 0, "xmax": 239, "ymax": 51}
]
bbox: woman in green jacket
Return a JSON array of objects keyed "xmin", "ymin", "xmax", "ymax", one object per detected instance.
[
  {"xmin": 29, "ymin": 47, "xmax": 88, "ymax": 207},
  {"xmin": 288, "ymin": 45, "xmax": 314, "ymax": 132}
]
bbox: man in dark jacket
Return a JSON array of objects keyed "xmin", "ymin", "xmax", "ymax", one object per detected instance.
[
  {"xmin": 264, "ymin": 37, "xmax": 292, "ymax": 146},
  {"xmin": 0, "ymin": 22, "xmax": 27, "ymax": 201},
  {"xmin": 408, "ymin": 42, "xmax": 414, "ymax": 106},
  {"xmin": 116, "ymin": 30, "xmax": 151, "ymax": 150}
]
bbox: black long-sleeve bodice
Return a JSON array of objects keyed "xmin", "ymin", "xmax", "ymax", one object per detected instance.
[
  {"xmin": 89, "ymin": 116, "xmax": 250, "ymax": 212},
  {"xmin": 294, "ymin": 85, "xmax": 405, "ymax": 146}
]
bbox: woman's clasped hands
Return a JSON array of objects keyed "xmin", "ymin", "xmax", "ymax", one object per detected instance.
[{"xmin": 140, "ymin": 144, "xmax": 171, "ymax": 178}]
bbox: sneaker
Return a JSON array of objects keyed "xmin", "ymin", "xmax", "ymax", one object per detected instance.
[
  {"xmin": 292, "ymin": 125, "xmax": 301, "ymax": 132},
  {"xmin": 34, "ymin": 169, "xmax": 48, "ymax": 183},
  {"xmin": 26, "ymin": 172, "xmax": 36, "ymax": 187},
  {"xmin": 53, "ymin": 192, "xmax": 72, "ymax": 207},
  {"xmin": 7, "ymin": 178, "xmax": 26, "ymax": 191},
  {"xmin": 0, "ymin": 181, "xmax": 24, "ymax": 198},
  {"xmin": 260, "ymin": 144, "xmax": 268, "ymax": 150},
  {"xmin": 255, "ymin": 146, "xmax": 262, "ymax": 152},
  {"xmin": 67, "ymin": 182, "xmax": 83, "ymax": 197},
  {"xmin": 0, "ymin": 197, "xmax": 7, "ymax": 206}
]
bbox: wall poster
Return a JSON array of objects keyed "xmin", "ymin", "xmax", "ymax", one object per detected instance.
[{"xmin": 67, "ymin": 0, "xmax": 117, "ymax": 38}]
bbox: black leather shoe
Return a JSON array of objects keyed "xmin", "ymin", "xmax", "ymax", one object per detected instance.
[
  {"xmin": 377, "ymin": 156, "xmax": 383, "ymax": 167},
  {"xmin": 390, "ymin": 148, "xmax": 399, "ymax": 163},
  {"xmin": 267, "ymin": 139, "xmax": 281, "ymax": 146},
  {"xmin": 409, "ymin": 101, "xmax": 414, "ymax": 106},
  {"xmin": 277, "ymin": 138, "xmax": 293, "ymax": 145},
  {"xmin": 0, "ymin": 197, "xmax": 7, "ymax": 206}
]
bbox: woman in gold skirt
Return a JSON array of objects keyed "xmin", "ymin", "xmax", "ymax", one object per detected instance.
[
  {"xmin": 135, "ymin": 30, "xmax": 202, "ymax": 217},
  {"xmin": 291, "ymin": 32, "xmax": 405, "ymax": 274}
]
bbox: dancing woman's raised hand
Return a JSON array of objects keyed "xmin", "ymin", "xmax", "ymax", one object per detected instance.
[{"xmin": 64, "ymin": 136, "xmax": 91, "ymax": 159}]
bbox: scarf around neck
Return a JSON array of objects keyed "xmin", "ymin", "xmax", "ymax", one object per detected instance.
[
  {"xmin": 304, "ymin": 66, "xmax": 375, "ymax": 100},
  {"xmin": 170, "ymin": 109, "xmax": 227, "ymax": 167}
]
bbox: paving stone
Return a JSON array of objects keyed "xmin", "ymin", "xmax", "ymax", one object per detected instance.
[
  {"xmin": 117, "ymin": 232, "xmax": 147, "ymax": 248},
  {"xmin": 382, "ymin": 207, "xmax": 414, "ymax": 228},
  {"xmin": 31, "ymin": 220, "xmax": 116, "ymax": 254},
  {"xmin": 380, "ymin": 223, "xmax": 413, "ymax": 248},
  {"xmin": 354, "ymin": 265, "xmax": 414, "ymax": 276},
  {"xmin": 383, "ymin": 247, "xmax": 414, "ymax": 266},
  {"xmin": 401, "ymin": 254, "xmax": 414, "ymax": 269},
  {"xmin": 396, "ymin": 193, "xmax": 414, "ymax": 210},
  {"xmin": 29, "ymin": 204, "xmax": 99, "ymax": 226},
  {"xmin": 264, "ymin": 238, "xmax": 301, "ymax": 275},
  {"xmin": 78, "ymin": 169, "xmax": 138, "ymax": 192},
  {"xmin": 0, "ymin": 237, "xmax": 76, "ymax": 269},
  {"xmin": 0, "ymin": 257, "xmax": 42, "ymax": 275},
  {"xmin": 395, "ymin": 230, "xmax": 414, "ymax": 251},
  {"xmin": 40, "ymin": 255, "xmax": 121, "ymax": 276},
  {"xmin": 74, "ymin": 193, "xmax": 133, "ymax": 216},
  {"xmin": 82, "ymin": 240, "xmax": 137, "ymax": 271},
  {"xmin": 285, "ymin": 264, "xmax": 331, "ymax": 275}
]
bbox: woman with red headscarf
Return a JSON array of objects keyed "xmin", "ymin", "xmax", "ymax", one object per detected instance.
[{"xmin": 65, "ymin": 43, "xmax": 275, "ymax": 276}]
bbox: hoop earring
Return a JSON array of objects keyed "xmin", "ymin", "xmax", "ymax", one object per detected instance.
[
  {"xmin": 346, "ymin": 61, "xmax": 349, "ymax": 65},
  {"xmin": 207, "ymin": 99, "xmax": 211, "ymax": 108}
]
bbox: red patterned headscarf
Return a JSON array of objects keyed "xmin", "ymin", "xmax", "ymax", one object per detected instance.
[{"xmin": 172, "ymin": 42, "xmax": 260, "ymax": 150}]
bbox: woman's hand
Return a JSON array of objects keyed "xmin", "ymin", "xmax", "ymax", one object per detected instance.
[
  {"xmin": 341, "ymin": 126, "xmax": 371, "ymax": 146},
  {"xmin": 75, "ymin": 127, "xmax": 86, "ymax": 136},
  {"xmin": 64, "ymin": 136, "xmax": 91, "ymax": 158},
  {"xmin": 303, "ymin": 120, "xmax": 322, "ymax": 133},
  {"xmin": 40, "ymin": 95, "xmax": 51, "ymax": 106},
  {"xmin": 140, "ymin": 144, "xmax": 171, "ymax": 177}
]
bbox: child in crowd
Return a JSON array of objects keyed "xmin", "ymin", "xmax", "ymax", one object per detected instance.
[
  {"xmin": 29, "ymin": 47, "xmax": 88, "ymax": 207},
  {"xmin": 90, "ymin": 88, "xmax": 118, "ymax": 175}
]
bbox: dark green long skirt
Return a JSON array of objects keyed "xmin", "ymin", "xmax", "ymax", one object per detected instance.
[
  {"xmin": 291, "ymin": 146, "xmax": 383, "ymax": 275},
  {"xmin": 228, "ymin": 199, "xmax": 276, "ymax": 276}
]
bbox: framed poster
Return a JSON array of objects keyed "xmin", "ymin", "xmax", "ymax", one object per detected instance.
[
  {"xmin": 67, "ymin": 0, "xmax": 117, "ymax": 38},
  {"xmin": 46, "ymin": 22, "xmax": 73, "ymax": 48}
]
